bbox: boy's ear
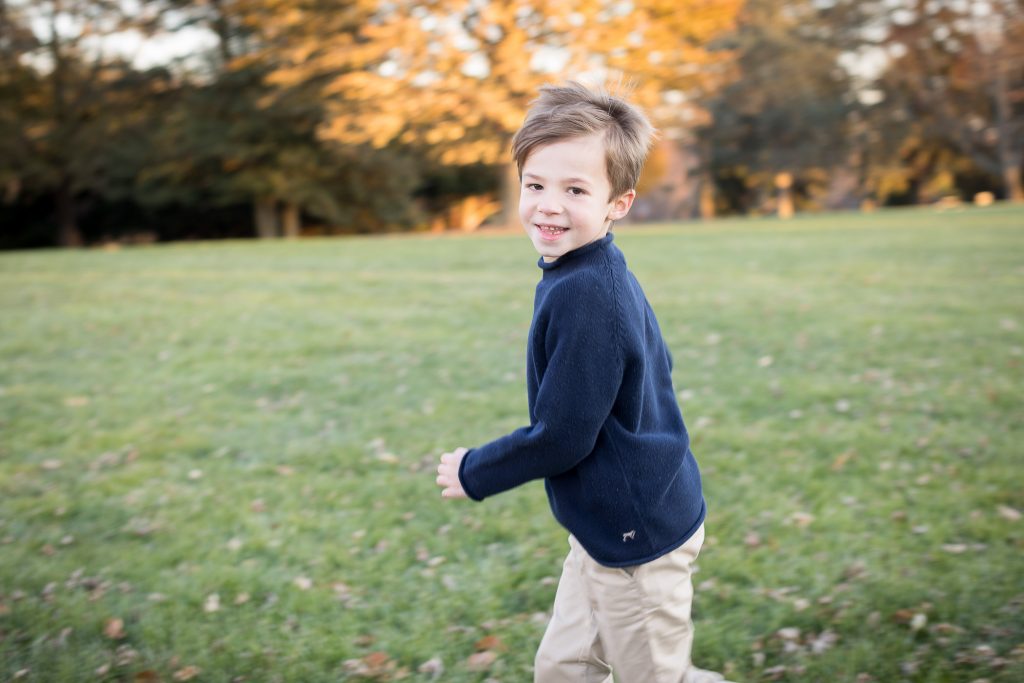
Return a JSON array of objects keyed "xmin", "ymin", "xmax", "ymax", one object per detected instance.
[{"xmin": 608, "ymin": 189, "xmax": 637, "ymax": 222}]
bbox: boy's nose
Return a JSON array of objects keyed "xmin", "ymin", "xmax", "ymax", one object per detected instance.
[{"xmin": 538, "ymin": 197, "xmax": 562, "ymax": 214}]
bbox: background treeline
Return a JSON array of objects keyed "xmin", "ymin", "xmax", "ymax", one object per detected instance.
[{"xmin": 1, "ymin": 0, "xmax": 1022, "ymax": 249}]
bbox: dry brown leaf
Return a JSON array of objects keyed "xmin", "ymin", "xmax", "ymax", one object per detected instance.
[
  {"xmin": 998, "ymin": 505, "xmax": 1021, "ymax": 522},
  {"xmin": 363, "ymin": 651, "xmax": 391, "ymax": 668},
  {"xmin": 831, "ymin": 450, "xmax": 855, "ymax": 471},
  {"xmin": 466, "ymin": 650, "xmax": 498, "ymax": 671},
  {"xmin": 103, "ymin": 617, "xmax": 126, "ymax": 639},
  {"xmin": 172, "ymin": 666, "xmax": 201, "ymax": 681},
  {"xmin": 474, "ymin": 634, "xmax": 506, "ymax": 652},
  {"xmin": 892, "ymin": 609, "xmax": 914, "ymax": 624},
  {"xmin": 134, "ymin": 670, "xmax": 160, "ymax": 682}
]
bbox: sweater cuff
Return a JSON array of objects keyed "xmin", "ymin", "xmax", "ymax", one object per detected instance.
[{"xmin": 457, "ymin": 449, "xmax": 484, "ymax": 502}]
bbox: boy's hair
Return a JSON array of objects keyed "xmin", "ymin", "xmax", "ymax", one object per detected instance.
[{"xmin": 511, "ymin": 81, "xmax": 656, "ymax": 200}]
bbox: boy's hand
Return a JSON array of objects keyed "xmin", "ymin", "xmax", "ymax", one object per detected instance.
[{"xmin": 436, "ymin": 447, "xmax": 469, "ymax": 499}]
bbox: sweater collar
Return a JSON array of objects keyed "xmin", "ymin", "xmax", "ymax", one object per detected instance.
[{"xmin": 538, "ymin": 233, "xmax": 615, "ymax": 271}]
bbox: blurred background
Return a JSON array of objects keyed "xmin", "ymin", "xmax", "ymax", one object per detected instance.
[{"xmin": 1, "ymin": 0, "xmax": 1021, "ymax": 250}]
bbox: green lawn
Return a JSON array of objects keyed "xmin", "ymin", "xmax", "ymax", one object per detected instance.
[{"xmin": 1, "ymin": 205, "xmax": 1022, "ymax": 682}]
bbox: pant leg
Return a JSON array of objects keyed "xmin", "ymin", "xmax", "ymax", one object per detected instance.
[
  {"xmin": 534, "ymin": 537, "xmax": 614, "ymax": 683},
  {"xmin": 579, "ymin": 525, "xmax": 706, "ymax": 683}
]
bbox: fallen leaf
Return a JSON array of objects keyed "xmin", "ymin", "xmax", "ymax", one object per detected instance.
[
  {"xmin": 172, "ymin": 666, "xmax": 201, "ymax": 681},
  {"xmin": 892, "ymin": 609, "xmax": 914, "ymax": 624},
  {"xmin": 234, "ymin": 592, "xmax": 250, "ymax": 605},
  {"xmin": 998, "ymin": 505, "xmax": 1021, "ymax": 522},
  {"xmin": 42, "ymin": 459, "xmax": 63, "ymax": 470},
  {"xmin": 64, "ymin": 396, "xmax": 89, "ymax": 407},
  {"xmin": 831, "ymin": 450, "xmax": 855, "ymax": 471},
  {"xmin": 103, "ymin": 617, "xmax": 126, "ymax": 639},
  {"xmin": 474, "ymin": 635, "xmax": 506, "ymax": 652},
  {"xmin": 466, "ymin": 650, "xmax": 498, "ymax": 671},
  {"xmin": 942, "ymin": 544, "xmax": 968, "ymax": 554},
  {"xmin": 275, "ymin": 465, "xmax": 294, "ymax": 476},
  {"xmin": 809, "ymin": 630, "xmax": 839, "ymax": 654},
  {"xmin": 134, "ymin": 669, "xmax": 160, "ymax": 682},
  {"xmin": 293, "ymin": 576, "xmax": 312, "ymax": 590},
  {"xmin": 250, "ymin": 499, "xmax": 266, "ymax": 513},
  {"xmin": 788, "ymin": 512, "xmax": 815, "ymax": 528},
  {"xmin": 203, "ymin": 593, "xmax": 220, "ymax": 613},
  {"xmin": 744, "ymin": 532, "xmax": 762, "ymax": 548},
  {"xmin": 363, "ymin": 651, "xmax": 391, "ymax": 668},
  {"xmin": 418, "ymin": 656, "xmax": 444, "ymax": 676}
]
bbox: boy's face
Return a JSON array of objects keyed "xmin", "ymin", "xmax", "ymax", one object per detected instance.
[{"xmin": 519, "ymin": 133, "xmax": 636, "ymax": 263}]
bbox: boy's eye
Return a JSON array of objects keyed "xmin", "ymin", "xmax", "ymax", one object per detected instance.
[
  {"xmin": 526, "ymin": 183, "xmax": 543, "ymax": 191},
  {"xmin": 568, "ymin": 187, "xmax": 586, "ymax": 196}
]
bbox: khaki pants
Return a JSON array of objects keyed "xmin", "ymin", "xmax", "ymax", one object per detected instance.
[{"xmin": 534, "ymin": 525, "xmax": 706, "ymax": 683}]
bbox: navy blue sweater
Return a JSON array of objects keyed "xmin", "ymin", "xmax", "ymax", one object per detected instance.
[{"xmin": 458, "ymin": 233, "xmax": 706, "ymax": 567}]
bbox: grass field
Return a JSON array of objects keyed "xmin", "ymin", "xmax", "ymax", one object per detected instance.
[{"xmin": 1, "ymin": 205, "xmax": 1022, "ymax": 682}]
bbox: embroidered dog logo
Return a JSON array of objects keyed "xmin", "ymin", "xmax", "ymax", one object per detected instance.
[{"xmin": 622, "ymin": 530, "xmax": 636, "ymax": 542}]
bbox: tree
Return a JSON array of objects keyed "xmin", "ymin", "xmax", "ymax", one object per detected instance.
[
  {"xmin": 260, "ymin": 0, "xmax": 742, "ymax": 229},
  {"xmin": 703, "ymin": 0, "xmax": 856, "ymax": 216},
  {"xmin": 844, "ymin": 0, "xmax": 1024, "ymax": 202},
  {"xmin": 0, "ymin": 0, "xmax": 169, "ymax": 245}
]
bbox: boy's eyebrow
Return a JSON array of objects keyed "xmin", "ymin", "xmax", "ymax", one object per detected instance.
[{"xmin": 523, "ymin": 173, "xmax": 593, "ymax": 186}]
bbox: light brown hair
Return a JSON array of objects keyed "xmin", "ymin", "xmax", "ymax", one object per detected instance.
[{"xmin": 511, "ymin": 81, "xmax": 656, "ymax": 200}]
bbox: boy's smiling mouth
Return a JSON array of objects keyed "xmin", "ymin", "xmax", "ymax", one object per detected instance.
[{"xmin": 537, "ymin": 223, "xmax": 569, "ymax": 240}]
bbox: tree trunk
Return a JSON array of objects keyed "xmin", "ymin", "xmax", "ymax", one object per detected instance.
[
  {"xmin": 775, "ymin": 172, "xmax": 794, "ymax": 219},
  {"xmin": 254, "ymin": 198, "xmax": 279, "ymax": 238},
  {"xmin": 1004, "ymin": 165, "xmax": 1024, "ymax": 203},
  {"xmin": 993, "ymin": 46, "xmax": 1024, "ymax": 202},
  {"xmin": 56, "ymin": 174, "xmax": 81, "ymax": 247},
  {"xmin": 699, "ymin": 171, "xmax": 716, "ymax": 220},
  {"xmin": 500, "ymin": 161, "xmax": 520, "ymax": 231},
  {"xmin": 49, "ymin": 4, "xmax": 80, "ymax": 247},
  {"xmin": 281, "ymin": 201, "xmax": 301, "ymax": 239}
]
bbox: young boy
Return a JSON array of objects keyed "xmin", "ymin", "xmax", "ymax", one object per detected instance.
[{"xmin": 436, "ymin": 82, "xmax": 731, "ymax": 683}]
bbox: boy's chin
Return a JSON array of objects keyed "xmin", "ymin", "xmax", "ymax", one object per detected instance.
[{"xmin": 532, "ymin": 243, "xmax": 566, "ymax": 262}]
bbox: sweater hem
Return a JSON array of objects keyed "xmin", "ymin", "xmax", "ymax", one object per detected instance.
[{"xmin": 580, "ymin": 499, "xmax": 707, "ymax": 568}]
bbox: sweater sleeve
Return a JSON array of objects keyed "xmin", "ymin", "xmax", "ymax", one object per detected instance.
[{"xmin": 459, "ymin": 276, "xmax": 624, "ymax": 500}]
